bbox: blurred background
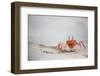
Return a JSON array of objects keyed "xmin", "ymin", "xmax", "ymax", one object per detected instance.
[{"xmin": 28, "ymin": 15, "xmax": 88, "ymax": 46}]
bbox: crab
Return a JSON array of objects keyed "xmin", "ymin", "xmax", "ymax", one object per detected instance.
[{"xmin": 56, "ymin": 36, "xmax": 87, "ymax": 52}]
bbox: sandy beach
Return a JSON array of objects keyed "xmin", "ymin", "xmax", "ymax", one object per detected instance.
[{"xmin": 28, "ymin": 43, "xmax": 88, "ymax": 60}]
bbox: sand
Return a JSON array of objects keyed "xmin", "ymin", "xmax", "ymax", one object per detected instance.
[{"xmin": 28, "ymin": 43, "xmax": 88, "ymax": 60}]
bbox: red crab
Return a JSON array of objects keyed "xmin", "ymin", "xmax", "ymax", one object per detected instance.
[
  {"xmin": 66, "ymin": 36, "xmax": 86, "ymax": 49},
  {"xmin": 57, "ymin": 36, "xmax": 86, "ymax": 51},
  {"xmin": 66, "ymin": 36, "xmax": 77, "ymax": 48}
]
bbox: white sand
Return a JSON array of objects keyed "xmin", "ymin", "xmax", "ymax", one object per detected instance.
[{"xmin": 28, "ymin": 44, "xmax": 88, "ymax": 60}]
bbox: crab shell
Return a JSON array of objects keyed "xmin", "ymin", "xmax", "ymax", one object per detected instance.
[{"xmin": 66, "ymin": 40, "xmax": 77, "ymax": 48}]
